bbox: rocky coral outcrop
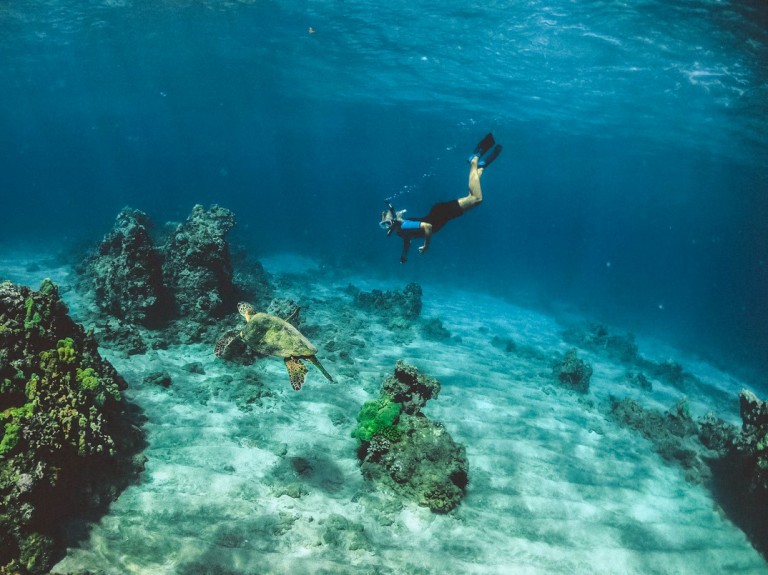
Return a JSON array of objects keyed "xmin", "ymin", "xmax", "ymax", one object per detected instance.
[
  {"xmin": 161, "ymin": 204, "xmax": 236, "ymax": 322},
  {"xmin": 561, "ymin": 322, "xmax": 698, "ymax": 391},
  {"xmin": 552, "ymin": 348, "xmax": 592, "ymax": 393},
  {"xmin": 608, "ymin": 397, "xmax": 711, "ymax": 484},
  {"xmin": 81, "ymin": 208, "xmax": 167, "ymax": 326},
  {"xmin": 354, "ymin": 361, "xmax": 468, "ymax": 513},
  {"xmin": 381, "ymin": 360, "xmax": 440, "ymax": 415},
  {"xmin": 347, "ymin": 283, "xmax": 422, "ymax": 328},
  {"xmin": 738, "ymin": 390, "xmax": 768, "ymax": 487},
  {"xmin": 607, "ymin": 390, "xmax": 768, "ymax": 560},
  {"xmin": 79, "ymin": 205, "xmax": 273, "ymax": 349},
  {"xmin": 562, "ymin": 323, "xmax": 639, "ymax": 363},
  {"xmin": 702, "ymin": 390, "xmax": 768, "ymax": 560},
  {"xmin": 0, "ymin": 280, "xmax": 144, "ymax": 575}
]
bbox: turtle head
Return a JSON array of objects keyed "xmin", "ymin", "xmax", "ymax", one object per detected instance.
[{"xmin": 237, "ymin": 302, "xmax": 257, "ymax": 321}]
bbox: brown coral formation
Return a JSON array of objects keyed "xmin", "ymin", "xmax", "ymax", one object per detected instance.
[
  {"xmin": 354, "ymin": 361, "xmax": 468, "ymax": 513},
  {"xmin": 0, "ymin": 279, "xmax": 144, "ymax": 574}
]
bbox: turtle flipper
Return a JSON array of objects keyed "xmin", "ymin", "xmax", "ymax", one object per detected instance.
[
  {"xmin": 308, "ymin": 356, "xmax": 334, "ymax": 383},
  {"xmin": 284, "ymin": 357, "xmax": 308, "ymax": 391},
  {"xmin": 214, "ymin": 329, "xmax": 241, "ymax": 359}
]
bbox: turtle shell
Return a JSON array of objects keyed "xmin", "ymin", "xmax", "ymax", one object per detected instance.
[{"xmin": 241, "ymin": 312, "xmax": 317, "ymax": 358}]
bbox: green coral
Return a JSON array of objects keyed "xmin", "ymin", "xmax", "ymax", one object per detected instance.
[
  {"xmin": 76, "ymin": 367, "xmax": 100, "ymax": 392},
  {"xmin": 352, "ymin": 397, "xmax": 402, "ymax": 442},
  {"xmin": 23, "ymin": 298, "xmax": 43, "ymax": 332},
  {"xmin": 24, "ymin": 376, "xmax": 38, "ymax": 401},
  {"xmin": 56, "ymin": 338, "xmax": 77, "ymax": 364},
  {"xmin": 0, "ymin": 422, "xmax": 21, "ymax": 457},
  {"xmin": 37, "ymin": 278, "xmax": 57, "ymax": 297},
  {"xmin": 0, "ymin": 404, "xmax": 33, "ymax": 458}
]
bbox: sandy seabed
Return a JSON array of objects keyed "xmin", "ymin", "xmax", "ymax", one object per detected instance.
[{"xmin": 2, "ymin": 251, "xmax": 766, "ymax": 575}]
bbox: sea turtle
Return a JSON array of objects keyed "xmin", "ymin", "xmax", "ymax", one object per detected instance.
[{"xmin": 214, "ymin": 302, "xmax": 334, "ymax": 391}]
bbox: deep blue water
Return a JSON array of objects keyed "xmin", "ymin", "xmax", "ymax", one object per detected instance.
[{"xmin": 1, "ymin": 0, "xmax": 767, "ymax": 381}]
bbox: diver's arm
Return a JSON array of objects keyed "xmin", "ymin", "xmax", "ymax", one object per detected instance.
[
  {"xmin": 418, "ymin": 223, "xmax": 433, "ymax": 254},
  {"xmin": 400, "ymin": 238, "xmax": 411, "ymax": 264}
]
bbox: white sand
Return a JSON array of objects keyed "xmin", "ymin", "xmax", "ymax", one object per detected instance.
[{"xmin": 2, "ymin": 252, "xmax": 765, "ymax": 574}]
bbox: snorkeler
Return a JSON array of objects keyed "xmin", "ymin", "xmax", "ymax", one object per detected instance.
[{"xmin": 380, "ymin": 133, "xmax": 502, "ymax": 264}]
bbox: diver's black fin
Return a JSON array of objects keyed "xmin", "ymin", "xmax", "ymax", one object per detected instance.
[
  {"xmin": 468, "ymin": 133, "xmax": 495, "ymax": 162},
  {"xmin": 478, "ymin": 144, "xmax": 502, "ymax": 168}
]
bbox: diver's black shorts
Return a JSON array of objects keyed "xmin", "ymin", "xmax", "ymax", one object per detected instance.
[{"xmin": 420, "ymin": 200, "xmax": 463, "ymax": 233}]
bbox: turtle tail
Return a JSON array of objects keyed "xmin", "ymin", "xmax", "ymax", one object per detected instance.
[{"xmin": 308, "ymin": 356, "xmax": 334, "ymax": 383}]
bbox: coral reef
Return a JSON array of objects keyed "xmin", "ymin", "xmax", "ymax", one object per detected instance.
[
  {"xmin": 737, "ymin": 389, "xmax": 768, "ymax": 492},
  {"xmin": 81, "ymin": 207, "xmax": 167, "ymax": 326},
  {"xmin": 0, "ymin": 280, "xmax": 144, "ymax": 575},
  {"xmin": 420, "ymin": 317, "xmax": 451, "ymax": 341},
  {"xmin": 230, "ymin": 248, "xmax": 274, "ymax": 311},
  {"xmin": 552, "ymin": 348, "xmax": 592, "ymax": 393},
  {"xmin": 562, "ymin": 323, "xmax": 639, "ymax": 363},
  {"xmin": 694, "ymin": 390, "xmax": 768, "ymax": 560},
  {"xmin": 381, "ymin": 360, "xmax": 440, "ymax": 415},
  {"xmin": 347, "ymin": 283, "xmax": 422, "ymax": 327},
  {"xmin": 608, "ymin": 390, "xmax": 768, "ymax": 559},
  {"xmin": 352, "ymin": 397, "xmax": 402, "ymax": 442},
  {"xmin": 561, "ymin": 322, "xmax": 700, "ymax": 392},
  {"xmin": 79, "ymin": 205, "xmax": 275, "ymax": 350},
  {"xmin": 95, "ymin": 321, "xmax": 150, "ymax": 356},
  {"xmin": 161, "ymin": 204, "xmax": 236, "ymax": 322},
  {"xmin": 608, "ymin": 397, "xmax": 711, "ymax": 484},
  {"xmin": 354, "ymin": 361, "xmax": 468, "ymax": 513}
]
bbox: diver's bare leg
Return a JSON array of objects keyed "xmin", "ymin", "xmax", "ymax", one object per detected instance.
[{"xmin": 458, "ymin": 156, "xmax": 483, "ymax": 212}]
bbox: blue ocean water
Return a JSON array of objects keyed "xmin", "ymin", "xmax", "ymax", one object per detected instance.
[{"xmin": 1, "ymin": 0, "xmax": 767, "ymax": 381}]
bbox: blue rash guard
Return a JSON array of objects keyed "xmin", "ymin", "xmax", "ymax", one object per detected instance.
[{"xmin": 397, "ymin": 219, "xmax": 425, "ymax": 238}]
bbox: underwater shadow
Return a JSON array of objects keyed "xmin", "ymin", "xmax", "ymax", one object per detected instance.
[
  {"xmin": 53, "ymin": 398, "xmax": 149, "ymax": 562},
  {"xmin": 708, "ymin": 453, "xmax": 768, "ymax": 562},
  {"xmin": 270, "ymin": 453, "xmax": 347, "ymax": 496}
]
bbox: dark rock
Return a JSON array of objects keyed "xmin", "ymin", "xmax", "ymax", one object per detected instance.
[
  {"xmin": 144, "ymin": 371, "xmax": 172, "ymax": 388},
  {"xmin": 348, "ymin": 282, "xmax": 423, "ymax": 325},
  {"xmin": 81, "ymin": 207, "xmax": 168, "ymax": 326},
  {"xmin": 608, "ymin": 397, "xmax": 710, "ymax": 484},
  {"xmin": 734, "ymin": 390, "xmax": 768, "ymax": 493},
  {"xmin": 420, "ymin": 317, "xmax": 451, "ymax": 341},
  {"xmin": 354, "ymin": 361, "xmax": 468, "ymax": 513},
  {"xmin": 740, "ymin": 389, "xmax": 768, "ymax": 430},
  {"xmin": 161, "ymin": 204, "xmax": 236, "ymax": 322},
  {"xmin": 552, "ymin": 348, "xmax": 592, "ymax": 393},
  {"xmin": 562, "ymin": 323, "xmax": 639, "ymax": 363},
  {"xmin": 697, "ymin": 412, "xmax": 737, "ymax": 457},
  {"xmin": 702, "ymin": 390, "xmax": 768, "ymax": 562},
  {"xmin": 96, "ymin": 322, "xmax": 148, "ymax": 355},
  {"xmin": 0, "ymin": 279, "xmax": 145, "ymax": 574},
  {"xmin": 230, "ymin": 249, "xmax": 274, "ymax": 309},
  {"xmin": 382, "ymin": 359, "xmax": 440, "ymax": 416},
  {"xmin": 182, "ymin": 362, "xmax": 205, "ymax": 374}
]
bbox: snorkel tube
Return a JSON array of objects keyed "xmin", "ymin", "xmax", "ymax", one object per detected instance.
[{"xmin": 385, "ymin": 200, "xmax": 396, "ymax": 220}]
